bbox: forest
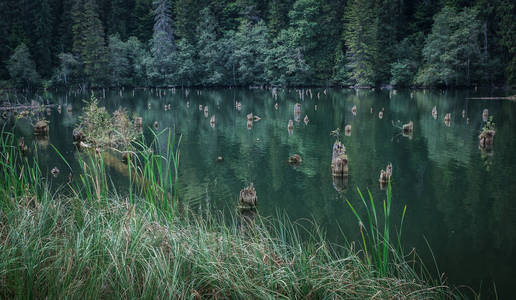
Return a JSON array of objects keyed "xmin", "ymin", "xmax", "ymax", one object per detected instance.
[{"xmin": 1, "ymin": 0, "xmax": 515, "ymax": 89}]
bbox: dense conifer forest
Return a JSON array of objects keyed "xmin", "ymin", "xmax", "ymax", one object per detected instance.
[{"xmin": 1, "ymin": 0, "xmax": 515, "ymax": 88}]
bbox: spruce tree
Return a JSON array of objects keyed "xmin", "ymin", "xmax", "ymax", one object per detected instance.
[{"xmin": 342, "ymin": 0, "xmax": 379, "ymax": 86}]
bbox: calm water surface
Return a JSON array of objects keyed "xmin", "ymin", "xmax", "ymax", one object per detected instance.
[{"xmin": 6, "ymin": 88, "xmax": 516, "ymax": 298}]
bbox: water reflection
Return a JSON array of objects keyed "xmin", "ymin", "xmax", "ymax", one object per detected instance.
[{"xmin": 2, "ymin": 88, "xmax": 516, "ymax": 298}]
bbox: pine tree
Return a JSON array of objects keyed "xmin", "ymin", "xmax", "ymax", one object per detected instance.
[
  {"xmin": 342, "ymin": 0, "xmax": 379, "ymax": 86},
  {"xmin": 72, "ymin": 0, "xmax": 107, "ymax": 86},
  {"xmin": 148, "ymin": 0, "xmax": 177, "ymax": 86},
  {"xmin": 34, "ymin": 0, "xmax": 54, "ymax": 78},
  {"xmin": 175, "ymin": 0, "xmax": 201, "ymax": 42},
  {"xmin": 134, "ymin": 0, "xmax": 154, "ymax": 43},
  {"xmin": 197, "ymin": 7, "xmax": 221, "ymax": 85}
]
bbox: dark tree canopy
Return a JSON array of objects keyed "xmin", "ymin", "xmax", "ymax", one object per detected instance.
[{"xmin": 0, "ymin": 0, "xmax": 514, "ymax": 88}]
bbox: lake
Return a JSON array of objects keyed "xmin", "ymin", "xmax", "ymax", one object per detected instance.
[{"xmin": 5, "ymin": 87, "xmax": 516, "ymax": 298}]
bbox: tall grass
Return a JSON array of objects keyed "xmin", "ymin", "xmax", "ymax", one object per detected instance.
[
  {"xmin": 0, "ymin": 130, "xmax": 458, "ymax": 299},
  {"xmin": 0, "ymin": 129, "xmax": 45, "ymax": 211},
  {"xmin": 346, "ymin": 182, "xmax": 407, "ymax": 276}
]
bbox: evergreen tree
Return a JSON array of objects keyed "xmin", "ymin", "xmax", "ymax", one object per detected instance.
[
  {"xmin": 72, "ymin": 0, "xmax": 107, "ymax": 86},
  {"xmin": 342, "ymin": 0, "xmax": 379, "ymax": 86},
  {"xmin": 134, "ymin": 0, "xmax": 154, "ymax": 43},
  {"xmin": 495, "ymin": 0, "xmax": 516, "ymax": 84},
  {"xmin": 175, "ymin": 0, "xmax": 201, "ymax": 42},
  {"xmin": 34, "ymin": 0, "xmax": 54, "ymax": 78},
  {"xmin": 267, "ymin": 0, "xmax": 294, "ymax": 37},
  {"xmin": 147, "ymin": 0, "xmax": 177, "ymax": 86},
  {"xmin": 7, "ymin": 43, "xmax": 41, "ymax": 88},
  {"xmin": 196, "ymin": 7, "xmax": 222, "ymax": 86}
]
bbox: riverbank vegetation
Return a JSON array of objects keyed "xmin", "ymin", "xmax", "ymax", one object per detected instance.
[
  {"xmin": 0, "ymin": 0, "xmax": 515, "ymax": 89},
  {"xmin": 0, "ymin": 129, "xmax": 460, "ymax": 298}
]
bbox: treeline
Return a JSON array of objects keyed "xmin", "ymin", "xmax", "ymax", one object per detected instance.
[{"xmin": 1, "ymin": 0, "xmax": 515, "ymax": 89}]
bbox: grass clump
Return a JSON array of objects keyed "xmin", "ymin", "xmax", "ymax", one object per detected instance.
[
  {"xmin": 0, "ymin": 198, "xmax": 454, "ymax": 299},
  {"xmin": 75, "ymin": 94, "xmax": 139, "ymax": 151},
  {"xmin": 0, "ymin": 130, "xmax": 458, "ymax": 299}
]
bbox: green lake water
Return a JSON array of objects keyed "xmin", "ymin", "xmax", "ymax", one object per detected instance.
[{"xmin": 6, "ymin": 88, "xmax": 516, "ymax": 298}]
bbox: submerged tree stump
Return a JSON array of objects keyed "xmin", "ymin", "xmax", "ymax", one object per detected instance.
[
  {"xmin": 34, "ymin": 120, "xmax": 49, "ymax": 136},
  {"xmin": 482, "ymin": 108, "xmax": 489, "ymax": 121},
  {"xmin": 379, "ymin": 163, "xmax": 393, "ymax": 185},
  {"xmin": 479, "ymin": 129, "xmax": 495, "ymax": 151},
  {"xmin": 288, "ymin": 154, "xmax": 302, "ymax": 165},
  {"xmin": 402, "ymin": 121, "xmax": 413, "ymax": 133},
  {"xmin": 239, "ymin": 183, "xmax": 257, "ymax": 209},
  {"xmin": 331, "ymin": 141, "xmax": 348, "ymax": 177}
]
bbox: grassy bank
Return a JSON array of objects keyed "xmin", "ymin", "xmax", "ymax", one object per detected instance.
[{"xmin": 0, "ymin": 130, "xmax": 457, "ymax": 299}]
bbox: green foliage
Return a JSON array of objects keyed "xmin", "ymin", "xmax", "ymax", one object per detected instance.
[
  {"xmin": 7, "ymin": 43, "xmax": 41, "ymax": 88},
  {"xmin": 53, "ymin": 53, "xmax": 81, "ymax": 87},
  {"xmin": 75, "ymin": 94, "xmax": 139, "ymax": 151},
  {"xmin": 233, "ymin": 20, "xmax": 269, "ymax": 85},
  {"xmin": 417, "ymin": 6, "xmax": 483, "ymax": 87},
  {"xmin": 107, "ymin": 35, "xmax": 130, "ymax": 87},
  {"xmin": 1, "ymin": 0, "xmax": 515, "ymax": 87},
  {"xmin": 0, "ymin": 130, "xmax": 456, "ymax": 298}
]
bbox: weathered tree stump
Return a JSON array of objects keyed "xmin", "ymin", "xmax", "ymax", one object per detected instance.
[
  {"xmin": 239, "ymin": 183, "xmax": 257, "ymax": 209},
  {"xmin": 479, "ymin": 129, "xmax": 495, "ymax": 151},
  {"xmin": 331, "ymin": 141, "xmax": 348, "ymax": 177},
  {"xmin": 288, "ymin": 154, "xmax": 302, "ymax": 165},
  {"xmin": 332, "ymin": 175, "xmax": 348, "ymax": 193},
  {"xmin": 402, "ymin": 121, "xmax": 413, "ymax": 133},
  {"xmin": 482, "ymin": 109, "xmax": 488, "ymax": 121},
  {"xmin": 345, "ymin": 125, "xmax": 352, "ymax": 136},
  {"xmin": 34, "ymin": 120, "xmax": 49, "ymax": 136},
  {"xmin": 379, "ymin": 163, "xmax": 393, "ymax": 184}
]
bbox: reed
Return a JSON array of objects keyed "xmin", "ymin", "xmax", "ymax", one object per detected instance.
[{"xmin": 0, "ymin": 130, "xmax": 458, "ymax": 299}]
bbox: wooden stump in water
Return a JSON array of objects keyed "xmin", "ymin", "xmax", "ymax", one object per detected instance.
[
  {"xmin": 288, "ymin": 154, "xmax": 302, "ymax": 165},
  {"xmin": 402, "ymin": 121, "xmax": 413, "ymax": 133},
  {"xmin": 34, "ymin": 120, "xmax": 49, "ymax": 136},
  {"xmin": 379, "ymin": 163, "xmax": 393, "ymax": 186},
  {"xmin": 331, "ymin": 141, "xmax": 348, "ymax": 177},
  {"xmin": 344, "ymin": 125, "xmax": 352, "ymax": 136},
  {"xmin": 332, "ymin": 175, "xmax": 348, "ymax": 193},
  {"xmin": 239, "ymin": 183, "xmax": 257, "ymax": 209},
  {"xmin": 479, "ymin": 129, "xmax": 495, "ymax": 151}
]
